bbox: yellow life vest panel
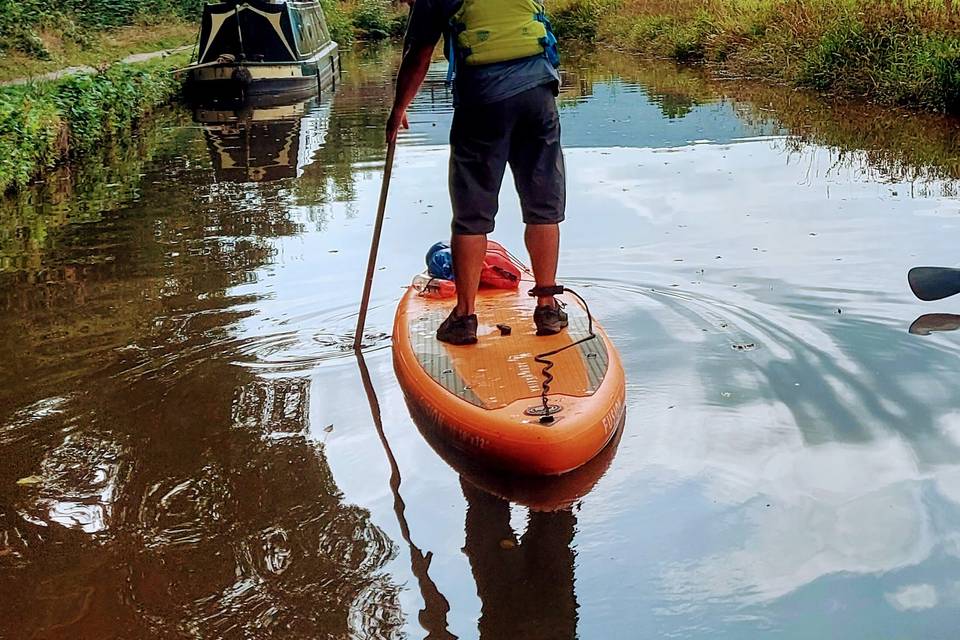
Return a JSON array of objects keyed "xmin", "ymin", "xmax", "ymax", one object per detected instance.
[{"xmin": 451, "ymin": 0, "xmax": 549, "ymax": 66}]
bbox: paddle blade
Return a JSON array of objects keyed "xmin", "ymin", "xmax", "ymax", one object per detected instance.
[
  {"xmin": 909, "ymin": 313, "xmax": 960, "ymax": 335},
  {"xmin": 908, "ymin": 267, "xmax": 960, "ymax": 301}
]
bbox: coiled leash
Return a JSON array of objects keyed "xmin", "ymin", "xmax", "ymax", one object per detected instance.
[{"xmin": 528, "ymin": 285, "xmax": 597, "ymax": 424}]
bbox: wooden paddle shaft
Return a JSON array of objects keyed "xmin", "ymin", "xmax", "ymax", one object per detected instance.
[{"xmin": 354, "ymin": 140, "xmax": 397, "ymax": 350}]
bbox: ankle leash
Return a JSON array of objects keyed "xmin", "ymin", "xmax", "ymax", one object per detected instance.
[{"xmin": 528, "ymin": 285, "xmax": 597, "ymax": 424}]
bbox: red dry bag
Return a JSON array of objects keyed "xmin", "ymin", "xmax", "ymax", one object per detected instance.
[{"xmin": 480, "ymin": 241, "xmax": 522, "ymax": 289}]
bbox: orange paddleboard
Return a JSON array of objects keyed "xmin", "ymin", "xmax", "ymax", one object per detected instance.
[
  {"xmin": 409, "ymin": 397, "xmax": 625, "ymax": 510},
  {"xmin": 393, "ymin": 272, "xmax": 626, "ymax": 476}
]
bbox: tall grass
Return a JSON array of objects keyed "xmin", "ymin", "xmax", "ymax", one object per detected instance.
[
  {"xmin": 0, "ymin": 59, "xmax": 182, "ymax": 194},
  {"xmin": 552, "ymin": 0, "xmax": 960, "ymax": 111}
]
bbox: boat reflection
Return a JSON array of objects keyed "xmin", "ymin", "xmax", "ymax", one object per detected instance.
[{"xmin": 194, "ymin": 96, "xmax": 331, "ymax": 183}]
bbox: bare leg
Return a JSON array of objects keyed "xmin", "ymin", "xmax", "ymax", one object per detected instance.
[
  {"xmin": 452, "ymin": 233, "xmax": 487, "ymax": 316},
  {"xmin": 524, "ymin": 223, "xmax": 559, "ymax": 307}
]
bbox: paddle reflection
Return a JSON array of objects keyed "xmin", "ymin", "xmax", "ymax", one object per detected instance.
[
  {"xmin": 356, "ymin": 352, "xmax": 457, "ymax": 639},
  {"xmin": 909, "ymin": 313, "xmax": 960, "ymax": 336}
]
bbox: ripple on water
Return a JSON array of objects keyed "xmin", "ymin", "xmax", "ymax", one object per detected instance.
[
  {"xmin": 138, "ymin": 465, "xmax": 233, "ymax": 550},
  {"xmin": 16, "ymin": 432, "xmax": 123, "ymax": 535},
  {"xmin": 132, "ymin": 439, "xmax": 402, "ymax": 637},
  {"xmin": 232, "ymin": 329, "xmax": 391, "ymax": 373},
  {"xmin": 563, "ymin": 276, "xmax": 763, "ymax": 352},
  {"xmin": 108, "ymin": 320, "xmax": 391, "ymax": 386},
  {"xmin": 0, "ymin": 395, "xmax": 72, "ymax": 446}
]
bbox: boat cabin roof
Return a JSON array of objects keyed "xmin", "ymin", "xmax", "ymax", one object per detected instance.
[{"xmin": 197, "ymin": 0, "xmax": 333, "ymax": 65}]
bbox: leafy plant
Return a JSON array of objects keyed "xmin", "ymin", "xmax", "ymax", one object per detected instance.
[
  {"xmin": 0, "ymin": 61, "xmax": 181, "ymax": 193},
  {"xmin": 320, "ymin": 0, "xmax": 355, "ymax": 45},
  {"xmin": 352, "ymin": 0, "xmax": 392, "ymax": 40},
  {"xmin": 551, "ymin": 0, "xmax": 610, "ymax": 42}
]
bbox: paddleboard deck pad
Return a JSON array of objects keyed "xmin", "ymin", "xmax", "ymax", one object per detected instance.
[{"xmin": 393, "ymin": 272, "xmax": 626, "ymax": 476}]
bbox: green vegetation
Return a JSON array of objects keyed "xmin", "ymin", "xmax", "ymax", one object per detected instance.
[
  {"xmin": 0, "ymin": 54, "xmax": 186, "ymax": 194},
  {"xmin": 0, "ymin": 1, "xmax": 199, "ymax": 194},
  {"xmin": 0, "ymin": 0, "xmax": 407, "ymax": 71},
  {"xmin": 0, "ymin": 0, "xmax": 197, "ymax": 83},
  {"xmin": 320, "ymin": 0, "xmax": 358, "ymax": 46},
  {"xmin": 551, "ymin": 0, "xmax": 960, "ymax": 112},
  {"xmin": 0, "ymin": 21, "xmax": 196, "ymax": 83},
  {"xmin": 335, "ymin": 0, "xmax": 409, "ymax": 42},
  {"xmin": 0, "ymin": 0, "xmax": 201, "ymax": 60},
  {"xmin": 550, "ymin": 0, "xmax": 606, "ymax": 42}
]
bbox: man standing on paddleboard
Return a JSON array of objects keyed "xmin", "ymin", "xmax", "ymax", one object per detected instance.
[{"xmin": 386, "ymin": 0, "xmax": 567, "ymax": 345}]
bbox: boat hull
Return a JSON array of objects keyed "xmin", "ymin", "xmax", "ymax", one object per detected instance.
[
  {"xmin": 186, "ymin": 43, "xmax": 339, "ymax": 103},
  {"xmin": 407, "ymin": 395, "xmax": 624, "ymax": 510}
]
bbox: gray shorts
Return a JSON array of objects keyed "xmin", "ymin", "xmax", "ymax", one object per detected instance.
[{"xmin": 449, "ymin": 83, "xmax": 566, "ymax": 235}]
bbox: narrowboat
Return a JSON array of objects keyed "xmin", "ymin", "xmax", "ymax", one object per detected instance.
[{"xmin": 186, "ymin": 0, "xmax": 340, "ymax": 103}]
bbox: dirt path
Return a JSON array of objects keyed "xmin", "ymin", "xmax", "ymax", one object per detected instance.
[{"xmin": 0, "ymin": 45, "xmax": 192, "ymax": 87}]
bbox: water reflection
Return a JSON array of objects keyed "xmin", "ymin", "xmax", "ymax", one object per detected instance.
[
  {"xmin": 357, "ymin": 352, "xmax": 456, "ymax": 639},
  {"xmin": 4, "ymin": 370, "xmax": 405, "ymax": 637},
  {"xmin": 197, "ymin": 98, "xmax": 331, "ymax": 183},
  {"xmin": 403, "ymin": 380, "xmax": 620, "ymax": 639},
  {"xmin": 411, "ymin": 396, "xmax": 624, "ymax": 511},
  {"xmin": 0, "ymin": 54, "xmax": 405, "ymax": 638},
  {"xmin": 18, "ymin": 432, "xmax": 121, "ymax": 534},
  {"xmin": 462, "ymin": 479, "xmax": 578, "ymax": 640},
  {"xmin": 5, "ymin": 43, "xmax": 960, "ymax": 639}
]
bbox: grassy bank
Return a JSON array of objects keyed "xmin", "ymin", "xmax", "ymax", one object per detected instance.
[
  {"xmin": 0, "ymin": 20, "xmax": 196, "ymax": 83},
  {"xmin": 550, "ymin": 0, "xmax": 960, "ymax": 113},
  {"xmin": 0, "ymin": 1, "xmax": 201, "ymax": 64},
  {"xmin": 0, "ymin": 54, "xmax": 187, "ymax": 194}
]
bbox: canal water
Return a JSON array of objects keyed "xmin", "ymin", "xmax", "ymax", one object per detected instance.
[{"xmin": 3, "ymin": 44, "xmax": 960, "ymax": 638}]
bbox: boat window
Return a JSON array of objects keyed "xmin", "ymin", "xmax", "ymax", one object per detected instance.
[
  {"xmin": 283, "ymin": 2, "xmax": 333, "ymax": 56},
  {"xmin": 314, "ymin": 8, "xmax": 331, "ymax": 43}
]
